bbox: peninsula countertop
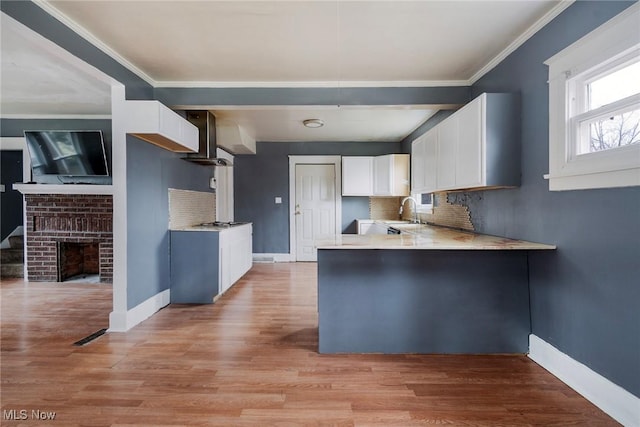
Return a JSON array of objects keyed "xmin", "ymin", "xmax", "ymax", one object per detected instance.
[{"xmin": 316, "ymin": 223, "xmax": 556, "ymax": 250}]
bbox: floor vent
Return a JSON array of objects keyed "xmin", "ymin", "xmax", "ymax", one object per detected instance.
[
  {"xmin": 253, "ymin": 255, "xmax": 275, "ymax": 263},
  {"xmin": 73, "ymin": 328, "xmax": 107, "ymax": 346}
]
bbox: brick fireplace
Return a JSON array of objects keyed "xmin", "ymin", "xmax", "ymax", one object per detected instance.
[{"xmin": 25, "ymin": 194, "xmax": 113, "ymax": 283}]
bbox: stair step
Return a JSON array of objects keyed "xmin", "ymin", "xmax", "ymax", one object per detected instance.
[
  {"xmin": 1, "ymin": 249, "xmax": 24, "ymax": 263},
  {"xmin": 8, "ymin": 235, "xmax": 24, "ymax": 249},
  {"xmin": 1, "ymin": 263, "xmax": 24, "ymax": 278}
]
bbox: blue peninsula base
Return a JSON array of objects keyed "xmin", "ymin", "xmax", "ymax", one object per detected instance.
[{"xmin": 317, "ymin": 249, "xmax": 531, "ymax": 354}]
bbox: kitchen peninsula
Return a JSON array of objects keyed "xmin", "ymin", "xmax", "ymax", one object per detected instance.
[{"xmin": 316, "ymin": 224, "xmax": 555, "ymax": 354}]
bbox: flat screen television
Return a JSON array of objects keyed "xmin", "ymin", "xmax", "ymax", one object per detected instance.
[{"xmin": 24, "ymin": 130, "xmax": 112, "ymax": 184}]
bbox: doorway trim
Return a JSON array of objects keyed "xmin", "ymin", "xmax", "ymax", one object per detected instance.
[{"xmin": 288, "ymin": 155, "xmax": 342, "ymax": 261}]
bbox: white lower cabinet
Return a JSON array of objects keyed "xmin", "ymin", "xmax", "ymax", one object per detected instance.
[{"xmin": 218, "ymin": 224, "xmax": 253, "ymax": 295}]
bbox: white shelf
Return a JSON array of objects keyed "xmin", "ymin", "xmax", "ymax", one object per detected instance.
[{"xmin": 13, "ymin": 183, "xmax": 114, "ymax": 195}]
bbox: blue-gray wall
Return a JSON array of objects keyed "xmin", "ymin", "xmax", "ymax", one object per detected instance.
[
  {"xmin": 126, "ymin": 137, "xmax": 212, "ymax": 309},
  {"xmin": 234, "ymin": 141, "xmax": 401, "ymax": 253},
  {"xmin": 462, "ymin": 1, "xmax": 638, "ymax": 396},
  {"xmin": 155, "ymin": 87, "xmax": 470, "ymax": 108}
]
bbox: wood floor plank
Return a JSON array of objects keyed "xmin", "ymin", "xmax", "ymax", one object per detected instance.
[{"xmin": 0, "ymin": 265, "xmax": 620, "ymax": 426}]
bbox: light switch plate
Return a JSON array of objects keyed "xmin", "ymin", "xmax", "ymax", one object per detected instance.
[{"xmin": 275, "ymin": 197, "xmax": 282, "ymax": 204}]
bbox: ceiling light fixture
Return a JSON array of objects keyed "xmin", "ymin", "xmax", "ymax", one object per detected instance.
[{"xmin": 303, "ymin": 119, "xmax": 324, "ymax": 128}]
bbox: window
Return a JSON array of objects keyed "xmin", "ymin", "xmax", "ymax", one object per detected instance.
[
  {"xmin": 545, "ymin": 3, "xmax": 640, "ymax": 191},
  {"xmin": 571, "ymin": 56, "xmax": 640, "ymax": 157},
  {"xmin": 413, "ymin": 192, "xmax": 433, "ymax": 213}
]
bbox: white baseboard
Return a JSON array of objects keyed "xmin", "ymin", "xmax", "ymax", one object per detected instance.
[
  {"xmin": 253, "ymin": 253, "xmax": 292, "ymax": 263},
  {"xmin": 108, "ymin": 289, "xmax": 170, "ymax": 332},
  {"xmin": 529, "ymin": 334, "xmax": 639, "ymax": 427}
]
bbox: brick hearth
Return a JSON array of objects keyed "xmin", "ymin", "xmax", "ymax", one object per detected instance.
[{"xmin": 25, "ymin": 195, "xmax": 113, "ymax": 283}]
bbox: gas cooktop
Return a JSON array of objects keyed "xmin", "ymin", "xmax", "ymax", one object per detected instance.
[{"xmin": 196, "ymin": 221, "xmax": 248, "ymax": 228}]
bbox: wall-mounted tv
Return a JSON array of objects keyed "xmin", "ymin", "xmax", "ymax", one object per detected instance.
[{"xmin": 24, "ymin": 130, "xmax": 112, "ymax": 185}]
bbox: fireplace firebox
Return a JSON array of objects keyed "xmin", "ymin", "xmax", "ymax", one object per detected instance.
[{"xmin": 57, "ymin": 242, "xmax": 100, "ymax": 282}]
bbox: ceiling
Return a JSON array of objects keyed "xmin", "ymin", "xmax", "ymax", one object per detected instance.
[
  {"xmin": 1, "ymin": 1, "xmax": 569, "ymax": 142},
  {"xmin": 0, "ymin": 13, "xmax": 112, "ymax": 118}
]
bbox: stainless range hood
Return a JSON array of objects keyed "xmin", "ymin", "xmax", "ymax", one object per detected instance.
[{"xmin": 183, "ymin": 110, "xmax": 230, "ymax": 166}]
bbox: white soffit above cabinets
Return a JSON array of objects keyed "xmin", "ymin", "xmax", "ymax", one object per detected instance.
[{"xmin": 41, "ymin": 0, "xmax": 573, "ymax": 87}]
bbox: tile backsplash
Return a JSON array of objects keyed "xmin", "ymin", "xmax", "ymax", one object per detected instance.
[
  {"xmin": 369, "ymin": 197, "xmax": 402, "ymax": 220},
  {"xmin": 168, "ymin": 189, "xmax": 216, "ymax": 230},
  {"xmin": 403, "ymin": 192, "xmax": 475, "ymax": 231}
]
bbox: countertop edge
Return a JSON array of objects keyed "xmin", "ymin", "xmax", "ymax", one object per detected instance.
[{"xmin": 316, "ymin": 224, "xmax": 556, "ymax": 251}]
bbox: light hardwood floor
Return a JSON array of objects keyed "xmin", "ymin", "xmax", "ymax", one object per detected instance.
[{"xmin": 1, "ymin": 263, "xmax": 618, "ymax": 426}]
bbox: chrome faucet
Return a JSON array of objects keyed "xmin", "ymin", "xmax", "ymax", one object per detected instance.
[{"xmin": 399, "ymin": 196, "xmax": 420, "ymax": 224}]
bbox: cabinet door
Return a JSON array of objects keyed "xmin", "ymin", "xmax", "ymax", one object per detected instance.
[
  {"xmin": 242, "ymin": 226, "xmax": 253, "ymax": 274},
  {"xmin": 342, "ymin": 157, "xmax": 373, "ymax": 196},
  {"xmin": 437, "ymin": 117, "xmax": 457, "ymax": 190},
  {"xmin": 358, "ymin": 222, "xmax": 374, "ymax": 235},
  {"xmin": 411, "ymin": 137, "xmax": 426, "ymax": 194},
  {"xmin": 423, "ymin": 129, "xmax": 438, "ymax": 192},
  {"xmin": 456, "ymin": 97, "xmax": 484, "ymax": 188},
  {"xmin": 218, "ymin": 232, "xmax": 231, "ymax": 294},
  {"xmin": 373, "ymin": 155, "xmax": 392, "ymax": 196},
  {"xmin": 365, "ymin": 223, "xmax": 388, "ymax": 235}
]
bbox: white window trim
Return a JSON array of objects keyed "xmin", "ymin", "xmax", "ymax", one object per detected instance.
[{"xmin": 544, "ymin": 3, "xmax": 640, "ymax": 191}]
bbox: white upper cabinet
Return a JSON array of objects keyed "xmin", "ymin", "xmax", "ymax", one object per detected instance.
[
  {"xmin": 411, "ymin": 93, "xmax": 520, "ymax": 194},
  {"xmin": 455, "ymin": 99, "xmax": 483, "ymax": 188},
  {"xmin": 436, "ymin": 117, "xmax": 457, "ymax": 190},
  {"xmin": 125, "ymin": 100, "xmax": 199, "ymax": 153},
  {"xmin": 412, "ymin": 130, "xmax": 437, "ymax": 194},
  {"xmin": 373, "ymin": 154, "xmax": 410, "ymax": 196},
  {"xmin": 342, "ymin": 156, "xmax": 374, "ymax": 196},
  {"xmin": 423, "ymin": 130, "xmax": 438, "ymax": 192},
  {"xmin": 411, "ymin": 135, "xmax": 426, "ymax": 194},
  {"xmin": 343, "ymin": 154, "xmax": 409, "ymax": 197}
]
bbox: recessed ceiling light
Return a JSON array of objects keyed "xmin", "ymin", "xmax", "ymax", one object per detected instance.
[{"xmin": 303, "ymin": 119, "xmax": 324, "ymax": 128}]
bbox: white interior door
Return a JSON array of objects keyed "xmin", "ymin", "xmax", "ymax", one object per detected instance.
[{"xmin": 295, "ymin": 164, "xmax": 336, "ymax": 262}]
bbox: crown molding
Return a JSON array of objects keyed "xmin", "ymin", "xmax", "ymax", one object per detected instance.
[
  {"xmin": 468, "ymin": 0, "xmax": 575, "ymax": 85},
  {"xmin": 33, "ymin": 0, "xmax": 157, "ymax": 87}
]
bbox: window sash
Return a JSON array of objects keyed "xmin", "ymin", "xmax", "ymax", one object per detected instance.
[
  {"xmin": 570, "ymin": 94, "xmax": 640, "ymax": 158},
  {"xmin": 571, "ymin": 51, "xmax": 640, "ymax": 116}
]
